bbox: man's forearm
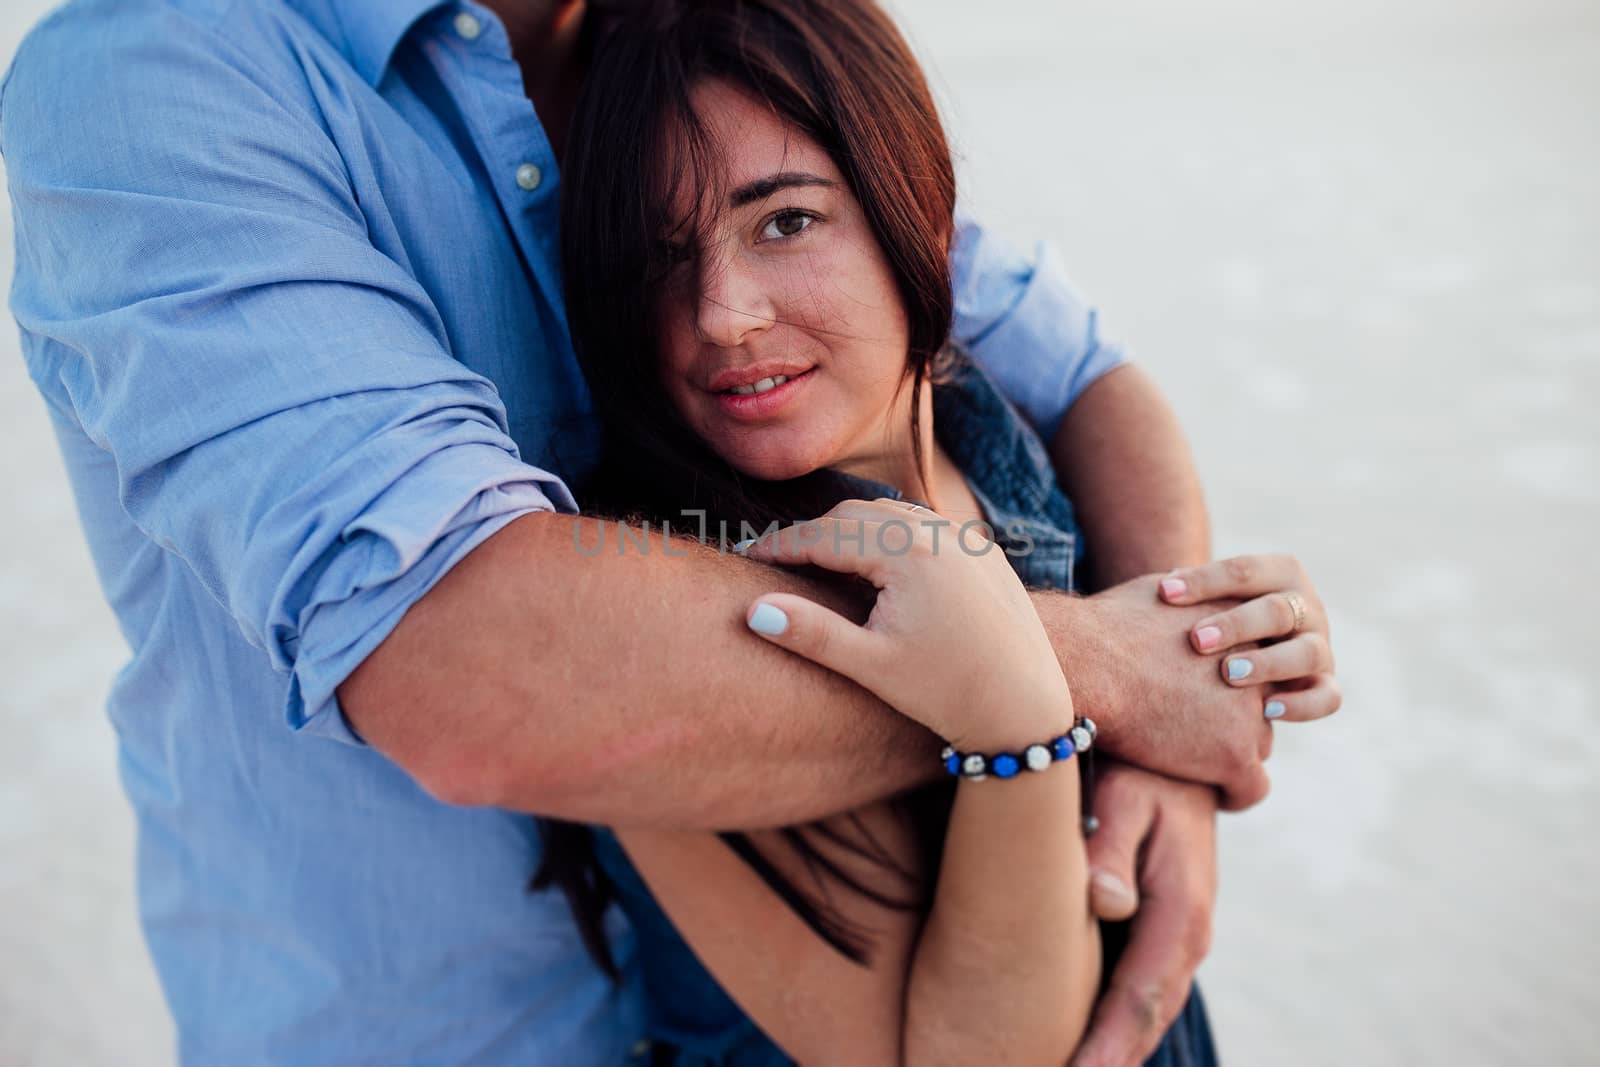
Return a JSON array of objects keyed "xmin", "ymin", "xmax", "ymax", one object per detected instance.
[
  {"xmin": 340, "ymin": 511, "xmax": 946, "ymax": 830},
  {"xmin": 1038, "ymin": 362, "xmax": 1213, "ymax": 751},
  {"xmin": 1050, "ymin": 363, "xmax": 1211, "ymax": 587}
]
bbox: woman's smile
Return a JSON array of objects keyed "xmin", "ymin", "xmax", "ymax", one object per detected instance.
[{"xmin": 711, "ymin": 366, "xmax": 817, "ymax": 421}]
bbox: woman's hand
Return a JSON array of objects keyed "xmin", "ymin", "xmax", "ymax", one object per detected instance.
[
  {"xmin": 739, "ymin": 497, "xmax": 1072, "ymax": 749},
  {"xmin": 1157, "ymin": 553, "xmax": 1342, "ymax": 722}
]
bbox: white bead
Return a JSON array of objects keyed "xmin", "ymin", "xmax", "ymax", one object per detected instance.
[
  {"xmin": 1082, "ymin": 716, "xmax": 1097, "ymax": 740},
  {"xmin": 1071, "ymin": 725, "xmax": 1092, "ymax": 752},
  {"xmin": 961, "ymin": 754, "xmax": 987, "ymax": 780},
  {"xmin": 1024, "ymin": 744, "xmax": 1052, "ymax": 772},
  {"xmin": 453, "ymin": 12, "xmax": 482, "ymax": 39},
  {"xmin": 515, "ymin": 162, "xmax": 543, "ymax": 191},
  {"xmin": 940, "ymin": 745, "xmax": 955, "ymax": 761}
]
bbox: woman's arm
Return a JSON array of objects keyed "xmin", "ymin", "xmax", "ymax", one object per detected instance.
[
  {"xmin": 614, "ymin": 803, "xmax": 926, "ymax": 1063},
  {"xmin": 613, "ymin": 498, "xmax": 1107, "ymax": 1063},
  {"xmin": 904, "ymin": 732, "xmax": 1100, "ymax": 1065},
  {"xmin": 616, "ymin": 749, "xmax": 1099, "ymax": 1065}
]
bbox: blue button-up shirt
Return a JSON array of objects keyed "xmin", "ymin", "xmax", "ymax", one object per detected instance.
[{"xmin": 1, "ymin": 1, "xmax": 1124, "ymax": 1063}]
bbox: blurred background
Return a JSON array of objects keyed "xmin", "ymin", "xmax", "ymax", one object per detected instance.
[{"xmin": 2, "ymin": 0, "xmax": 1595, "ymax": 1063}]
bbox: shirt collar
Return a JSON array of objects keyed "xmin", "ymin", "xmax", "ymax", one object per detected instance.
[{"xmin": 334, "ymin": 0, "xmax": 454, "ymax": 86}]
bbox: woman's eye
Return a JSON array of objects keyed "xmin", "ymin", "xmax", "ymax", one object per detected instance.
[{"xmin": 760, "ymin": 211, "xmax": 814, "ymax": 240}]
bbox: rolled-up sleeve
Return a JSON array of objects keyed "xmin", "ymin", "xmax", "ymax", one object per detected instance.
[
  {"xmin": 949, "ymin": 209, "xmax": 1128, "ymax": 443},
  {"xmin": 1, "ymin": 9, "xmax": 572, "ymax": 744}
]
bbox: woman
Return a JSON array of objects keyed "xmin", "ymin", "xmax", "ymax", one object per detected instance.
[{"xmin": 538, "ymin": 1, "xmax": 1305, "ymax": 1062}]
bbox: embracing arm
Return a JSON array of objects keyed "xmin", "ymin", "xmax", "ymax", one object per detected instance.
[
  {"xmin": 341, "ymin": 503, "xmax": 1264, "ymax": 827},
  {"xmin": 342, "ymin": 513, "xmax": 941, "ymax": 826},
  {"xmin": 1024, "ymin": 360, "xmax": 1278, "ymax": 804}
]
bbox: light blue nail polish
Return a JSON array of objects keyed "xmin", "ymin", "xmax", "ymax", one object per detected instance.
[
  {"xmin": 1227, "ymin": 658, "xmax": 1253, "ymax": 681},
  {"xmin": 731, "ymin": 538, "xmax": 757, "ymax": 555},
  {"xmin": 1264, "ymin": 700, "xmax": 1286, "ymax": 720},
  {"xmin": 748, "ymin": 603, "xmax": 788, "ymax": 636}
]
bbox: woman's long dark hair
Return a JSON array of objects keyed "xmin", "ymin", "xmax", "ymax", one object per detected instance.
[{"xmin": 533, "ymin": 0, "xmax": 961, "ymax": 980}]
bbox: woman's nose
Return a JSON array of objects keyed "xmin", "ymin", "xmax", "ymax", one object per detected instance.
[{"xmin": 695, "ymin": 259, "xmax": 774, "ymax": 348}]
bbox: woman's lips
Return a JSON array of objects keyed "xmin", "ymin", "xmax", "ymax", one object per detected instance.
[{"xmin": 713, "ymin": 367, "xmax": 816, "ymax": 420}]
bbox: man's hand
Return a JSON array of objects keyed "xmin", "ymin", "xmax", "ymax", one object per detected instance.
[
  {"xmin": 1036, "ymin": 575, "xmax": 1274, "ymax": 809},
  {"xmin": 1073, "ymin": 762, "xmax": 1219, "ymax": 1067}
]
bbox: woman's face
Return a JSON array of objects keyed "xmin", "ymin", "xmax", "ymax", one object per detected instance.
[{"xmin": 654, "ymin": 79, "xmax": 914, "ymax": 484}]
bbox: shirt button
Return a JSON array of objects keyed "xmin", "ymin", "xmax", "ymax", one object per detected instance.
[
  {"xmin": 453, "ymin": 11, "xmax": 482, "ymax": 39},
  {"xmin": 515, "ymin": 162, "xmax": 543, "ymax": 191}
]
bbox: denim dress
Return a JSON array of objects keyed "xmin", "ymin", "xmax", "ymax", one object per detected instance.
[{"xmin": 593, "ymin": 356, "xmax": 1218, "ymax": 1066}]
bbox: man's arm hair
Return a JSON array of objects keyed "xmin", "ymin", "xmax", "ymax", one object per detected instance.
[{"xmin": 340, "ymin": 512, "xmax": 954, "ymax": 828}]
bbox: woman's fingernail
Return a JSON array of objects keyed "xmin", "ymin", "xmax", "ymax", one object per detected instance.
[
  {"xmin": 748, "ymin": 603, "xmax": 788, "ymax": 636},
  {"xmin": 1227, "ymin": 658, "xmax": 1254, "ymax": 681},
  {"xmin": 1160, "ymin": 576, "xmax": 1188, "ymax": 600},
  {"xmin": 1194, "ymin": 625, "xmax": 1222, "ymax": 651},
  {"xmin": 731, "ymin": 538, "xmax": 757, "ymax": 555},
  {"xmin": 1264, "ymin": 700, "xmax": 1286, "ymax": 720}
]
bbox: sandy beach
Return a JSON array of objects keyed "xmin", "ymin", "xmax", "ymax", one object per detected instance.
[{"xmin": 2, "ymin": 1, "xmax": 1596, "ymax": 1063}]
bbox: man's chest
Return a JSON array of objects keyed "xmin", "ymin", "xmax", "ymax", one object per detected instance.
[{"xmin": 310, "ymin": 35, "xmax": 601, "ymax": 479}]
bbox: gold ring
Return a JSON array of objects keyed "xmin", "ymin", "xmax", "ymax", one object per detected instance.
[{"xmin": 1282, "ymin": 591, "xmax": 1308, "ymax": 635}]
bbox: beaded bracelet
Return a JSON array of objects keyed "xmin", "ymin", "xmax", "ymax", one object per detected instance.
[{"xmin": 940, "ymin": 716, "xmax": 1100, "ymax": 834}]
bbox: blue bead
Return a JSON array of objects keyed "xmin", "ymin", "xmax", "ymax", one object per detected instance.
[
  {"xmin": 945, "ymin": 752, "xmax": 962, "ymax": 776},
  {"xmin": 1052, "ymin": 736, "xmax": 1073, "ymax": 761},
  {"xmin": 992, "ymin": 753, "xmax": 1019, "ymax": 778}
]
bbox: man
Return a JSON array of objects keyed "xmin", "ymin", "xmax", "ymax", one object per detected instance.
[{"xmin": 2, "ymin": 0, "xmax": 1326, "ymax": 1063}]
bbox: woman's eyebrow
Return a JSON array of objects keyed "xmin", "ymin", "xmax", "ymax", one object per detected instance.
[{"xmin": 728, "ymin": 172, "xmax": 837, "ymax": 207}]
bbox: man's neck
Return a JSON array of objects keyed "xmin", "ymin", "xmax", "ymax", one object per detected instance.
[{"xmin": 477, "ymin": 0, "xmax": 588, "ymax": 160}]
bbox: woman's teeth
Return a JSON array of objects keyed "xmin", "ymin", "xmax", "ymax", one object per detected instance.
[{"xmin": 728, "ymin": 374, "xmax": 790, "ymax": 396}]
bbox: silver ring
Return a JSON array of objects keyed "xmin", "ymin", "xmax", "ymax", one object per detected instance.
[{"xmin": 1282, "ymin": 590, "xmax": 1308, "ymax": 635}]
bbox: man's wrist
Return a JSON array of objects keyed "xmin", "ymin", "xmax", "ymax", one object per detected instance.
[{"xmin": 1028, "ymin": 590, "xmax": 1130, "ymax": 749}]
